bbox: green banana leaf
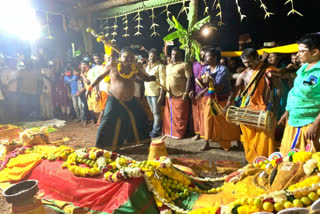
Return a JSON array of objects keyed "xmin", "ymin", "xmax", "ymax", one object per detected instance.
[
  {"xmin": 187, "ymin": 0, "xmax": 195, "ymax": 30},
  {"xmin": 164, "ymin": 12, "xmax": 211, "ymax": 62},
  {"xmin": 172, "ymin": 16, "xmax": 187, "ymax": 34},
  {"xmin": 163, "ymin": 31, "xmax": 183, "ymax": 41},
  {"xmin": 167, "ymin": 18, "xmax": 176, "ymax": 30},
  {"xmin": 191, "ymin": 40, "xmax": 201, "ymax": 62},
  {"xmin": 190, "ymin": 16, "xmax": 211, "ymax": 32}
]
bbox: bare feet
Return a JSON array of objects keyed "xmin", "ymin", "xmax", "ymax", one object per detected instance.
[
  {"xmin": 192, "ymin": 134, "xmax": 200, "ymax": 141},
  {"xmin": 200, "ymin": 141, "xmax": 210, "ymax": 151}
]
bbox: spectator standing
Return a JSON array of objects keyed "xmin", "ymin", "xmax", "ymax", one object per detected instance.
[
  {"xmin": 162, "ymin": 47, "xmax": 192, "ymax": 139},
  {"xmin": 64, "ymin": 67, "xmax": 81, "ymax": 122},
  {"xmin": 144, "ymin": 49, "xmax": 166, "ymax": 138},
  {"xmin": 200, "ymin": 48, "xmax": 241, "ymax": 151},
  {"xmin": 40, "ymin": 68, "xmax": 54, "ymax": 119},
  {"xmin": 279, "ymin": 33, "xmax": 320, "ymax": 154},
  {"xmin": 189, "ymin": 47, "xmax": 206, "ymax": 140}
]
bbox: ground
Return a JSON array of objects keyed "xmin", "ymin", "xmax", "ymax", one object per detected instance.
[{"xmin": 0, "ymin": 121, "xmax": 246, "ymax": 213}]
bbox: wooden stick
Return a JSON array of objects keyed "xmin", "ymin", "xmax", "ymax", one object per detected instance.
[{"xmin": 89, "ymin": 30, "xmax": 120, "ymax": 54}]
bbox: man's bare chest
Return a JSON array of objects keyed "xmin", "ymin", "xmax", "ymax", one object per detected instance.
[{"xmin": 243, "ymin": 70, "xmax": 254, "ymax": 85}]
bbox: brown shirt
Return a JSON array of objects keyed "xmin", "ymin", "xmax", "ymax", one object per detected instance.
[{"xmin": 166, "ymin": 62, "xmax": 192, "ymax": 97}]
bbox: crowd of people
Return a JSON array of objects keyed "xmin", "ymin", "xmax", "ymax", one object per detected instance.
[{"xmin": 1, "ymin": 32, "xmax": 319, "ymax": 164}]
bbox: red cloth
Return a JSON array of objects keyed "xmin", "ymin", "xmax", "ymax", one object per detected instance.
[
  {"xmin": 162, "ymin": 97, "xmax": 189, "ymax": 139},
  {"xmin": 25, "ymin": 160, "xmax": 144, "ymax": 213}
]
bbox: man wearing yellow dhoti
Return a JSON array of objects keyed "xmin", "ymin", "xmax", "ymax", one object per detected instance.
[{"xmin": 279, "ymin": 33, "xmax": 320, "ymax": 155}]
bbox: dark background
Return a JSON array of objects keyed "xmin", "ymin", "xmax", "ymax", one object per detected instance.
[{"xmin": 0, "ymin": 0, "xmax": 319, "ymax": 58}]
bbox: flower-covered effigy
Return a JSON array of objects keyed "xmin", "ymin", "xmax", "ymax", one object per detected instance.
[
  {"xmin": 56, "ymin": 147, "xmax": 320, "ymax": 213},
  {"xmin": 2, "ymin": 127, "xmax": 320, "ymax": 213}
]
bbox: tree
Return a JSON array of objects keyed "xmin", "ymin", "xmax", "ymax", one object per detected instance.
[{"xmin": 163, "ymin": 2, "xmax": 210, "ymax": 62}]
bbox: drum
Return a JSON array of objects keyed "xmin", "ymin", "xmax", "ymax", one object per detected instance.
[{"xmin": 226, "ymin": 106, "xmax": 272, "ymax": 130}]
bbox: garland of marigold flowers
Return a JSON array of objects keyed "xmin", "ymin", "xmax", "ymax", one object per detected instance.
[{"xmin": 117, "ymin": 63, "xmax": 138, "ymax": 79}]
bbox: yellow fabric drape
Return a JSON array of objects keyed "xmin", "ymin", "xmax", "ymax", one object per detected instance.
[
  {"xmin": 0, "ymin": 153, "xmax": 42, "ymax": 182},
  {"xmin": 221, "ymin": 43, "xmax": 299, "ymax": 57}
]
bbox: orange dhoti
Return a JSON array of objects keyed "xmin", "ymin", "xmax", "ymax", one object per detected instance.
[
  {"xmin": 238, "ymin": 63, "xmax": 278, "ymax": 163},
  {"xmin": 280, "ymin": 123, "xmax": 320, "ymax": 156},
  {"xmin": 162, "ymin": 97, "xmax": 189, "ymax": 139},
  {"xmin": 240, "ymin": 124, "xmax": 275, "ymax": 163},
  {"xmin": 204, "ymin": 99, "xmax": 240, "ymax": 151},
  {"xmin": 98, "ymin": 91, "xmax": 108, "ymax": 111},
  {"xmin": 192, "ymin": 97, "xmax": 205, "ymax": 138}
]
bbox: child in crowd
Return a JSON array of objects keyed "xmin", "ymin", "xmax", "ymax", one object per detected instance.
[
  {"xmin": 64, "ymin": 67, "xmax": 81, "ymax": 122},
  {"xmin": 74, "ymin": 69, "xmax": 90, "ymax": 125}
]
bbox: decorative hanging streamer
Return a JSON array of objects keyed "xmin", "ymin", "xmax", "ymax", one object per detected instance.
[
  {"xmin": 111, "ymin": 17, "xmax": 118, "ymax": 43},
  {"xmin": 285, "ymin": 0, "xmax": 303, "ymax": 16},
  {"xmin": 103, "ymin": 18, "xmax": 110, "ymax": 38},
  {"xmin": 257, "ymin": 0, "xmax": 274, "ymax": 19},
  {"xmin": 160, "ymin": 5, "xmax": 171, "ymax": 19},
  {"xmin": 122, "ymin": 15, "xmax": 130, "ymax": 38},
  {"xmin": 150, "ymin": 8, "xmax": 160, "ymax": 37},
  {"xmin": 202, "ymin": 0, "xmax": 209, "ymax": 15},
  {"xmin": 234, "ymin": 0, "xmax": 246, "ymax": 21},
  {"xmin": 134, "ymin": 11, "xmax": 143, "ymax": 36},
  {"xmin": 213, "ymin": 0, "xmax": 223, "ymax": 26},
  {"xmin": 62, "ymin": 15, "xmax": 68, "ymax": 32},
  {"xmin": 46, "ymin": 12, "xmax": 54, "ymax": 39},
  {"xmin": 177, "ymin": 0, "xmax": 188, "ymax": 18}
]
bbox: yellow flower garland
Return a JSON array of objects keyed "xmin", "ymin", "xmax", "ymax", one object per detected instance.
[
  {"xmin": 117, "ymin": 63, "xmax": 138, "ymax": 79},
  {"xmin": 237, "ymin": 205, "xmax": 259, "ymax": 214},
  {"xmin": 288, "ymin": 175, "xmax": 320, "ymax": 192},
  {"xmin": 25, "ymin": 145, "xmax": 73, "ymax": 161},
  {"xmin": 189, "ymin": 206, "xmax": 219, "ymax": 214},
  {"xmin": 292, "ymin": 151, "xmax": 312, "ymax": 163}
]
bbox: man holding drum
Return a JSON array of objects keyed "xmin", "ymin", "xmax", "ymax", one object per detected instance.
[
  {"xmin": 279, "ymin": 33, "xmax": 320, "ymax": 155},
  {"xmin": 234, "ymin": 48, "xmax": 282, "ymax": 163}
]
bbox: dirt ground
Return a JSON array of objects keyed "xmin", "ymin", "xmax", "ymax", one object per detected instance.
[{"xmin": 0, "ymin": 121, "xmax": 246, "ymax": 213}]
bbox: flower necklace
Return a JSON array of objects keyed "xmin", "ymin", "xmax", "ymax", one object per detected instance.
[{"xmin": 117, "ymin": 63, "xmax": 138, "ymax": 79}]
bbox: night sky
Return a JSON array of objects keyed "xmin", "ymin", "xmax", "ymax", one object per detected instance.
[{"xmin": 1, "ymin": 0, "xmax": 320, "ymax": 58}]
